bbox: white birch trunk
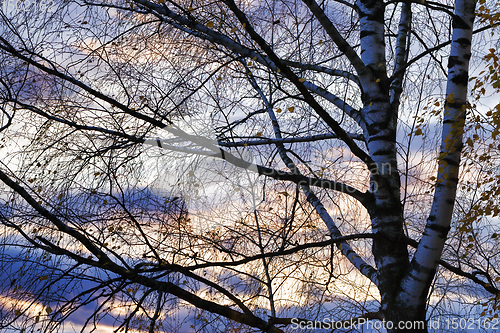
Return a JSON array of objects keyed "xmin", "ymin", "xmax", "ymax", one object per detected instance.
[
  {"xmin": 356, "ymin": 0, "xmax": 411, "ymax": 322},
  {"xmin": 393, "ymin": 0, "xmax": 476, "ymax": 329}
]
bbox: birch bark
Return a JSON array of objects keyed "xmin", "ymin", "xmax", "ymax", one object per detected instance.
[
  {"xmin": 389, "ymin": 0, "xmax": 476, "ymax": 330},
  {"xmin": 355, "ymin": 0, "xmax": 410, "ymax": 322}
]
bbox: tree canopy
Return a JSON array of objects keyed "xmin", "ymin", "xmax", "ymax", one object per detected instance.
[{"xmin": 0, "ymin": 0, "xmax": 499, "ymax": 331}]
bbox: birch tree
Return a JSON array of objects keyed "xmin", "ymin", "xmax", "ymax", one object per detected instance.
[{"xmin": 0, "ymin": 0, "xmax": 499, "ymax": 331}]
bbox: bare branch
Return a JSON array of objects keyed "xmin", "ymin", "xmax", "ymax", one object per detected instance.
[
  {"xmin": 218, "ymin": 132, "xmax": 365, "ymax": 147},
  {"xmin": 224, "ymin": 0, "xmax": 375, "ymax": 169},
  {"xmin": 301, "ymin": 0, "xmax": 369, "ymax": 77}
]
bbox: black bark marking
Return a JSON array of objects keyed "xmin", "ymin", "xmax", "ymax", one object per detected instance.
[
  {"xmin": 451, "ymin": 71, "xmax": 469, "ymax": 85},
  {"xmin": 407, "ymin": 261, "xmax": 438, "ymax": 284},
  {"xmin": 422, "ymin": 244, "xmax": 438, "ymax": 251},
  {"xmin": 445, "ymin": 198, "xmax": 455, "ymax": 205},
  {"xmin": 443, "ymin": 101, "xmax": 466, "ymax": 109},
  {"xmin": 452, "ymin": 16, "xmax": 471, "ymax": 29},
  {"xmin": 411, "ymin": 260, "xmax": 436, "ymax": 274},
  {"xmin": 367, "ymin": 134, "xmax": 396, "ymax": 143},
  {"xmin": 407, "ymin": 271, "xmax": 428, "ymax": 283},
  {"xmin": 372, "ymin": 220, "xmax": 404, "ymax": 229},
  {"xmin": 448, "ymin": 56, "xmax": 464, "ymax": 68},
  {"xmin": 366, "ymin": 122, "xmax": 392, "ymax": 134},
  {"xmin": 372, "ymin": 149, "xmax": 395, "ymax": 156},
  {"xmin": 440, "ymin": 157, "xmax": 460, "ymax": 167},
  {"xmin": 426, "ymin": 223, "xmax": 451, "ymax": 238},
  {"xmin": 455, "ymin": 37, "xmax": 471, "ymax": 46},
  {"xmin": 360, "ymin": 30, "xmax": 378, "ymax": 38},
  {"xmin": 364, "ymin": 95, "xmax": 390, "ymax": 104}
]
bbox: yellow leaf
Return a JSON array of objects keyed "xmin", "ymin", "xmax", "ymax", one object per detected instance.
[
  {"xmin": 376, "ymin": 78, "xmax": 381, "ymax": 82},
  {"xmin": 188, "ymin": 6, "xmax": 194, "ymax": 12},
  {"xmin": 252, "ymin": 56, "xmax": 257, "ymax": 60},
  {"xmin": 230, "ymin": 28, "xmax": 237, "ymax": 33},
  {"xmin": 288, "ymin": 107, "xmax": 294, "ymax": 112},
  {"xmin": 206, "ymin": 21, "xmax": 214, "ymax": 28},
  {"xmin": 277, "ymin": 68, "xmax": 281, "ymax": 73},
  {"xmin": 298, "ymin": 78, "xmax": 306, "ymax": 82},
  {"xmin": 14, "ymin": 310, "xmax": 21, "ymax": 316},
  {"xmin": 446, "ymin": 92, "xmax": 455, "ymax": 104},
  {"xmin": 318, "ymin": 40, "xmax": 322, "ymax": 45},
  {"xmin": 242, "ymin": 23, "xmax": 246, "ymax": 28},
  {"xmin": 188, "ymin": 170, "xmax": 194, "ymax": 176},
  {"xmin": 256, "ymin": 132, "xmax": 262, "ymax": 137},
  {"xmin": 276, "ymin": 108, "xmax": 282, "ymax": 113},
  {"xmin": 40, "ymin": 276, "xmax": 48, "ymax": 281},
  {"xmin": 46, "ymin": 306, "xmax": 52, "ymax": 314},
  {"xmin": 216, "ymin": 76, "xmax": 222, "ymax": 81},
  {"xmin": 369, "ymin": 102, "xmax": 373, "ymax": 106}
]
